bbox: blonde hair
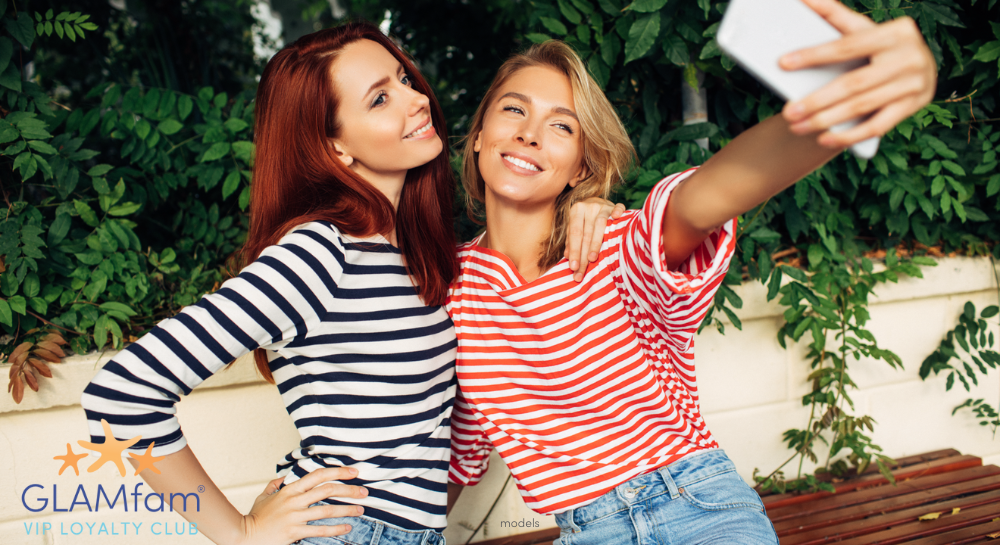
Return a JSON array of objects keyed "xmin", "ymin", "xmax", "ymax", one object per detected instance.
[{"xmin": 461, "ymin": 40, "xmax": 636, "ymax": 270}]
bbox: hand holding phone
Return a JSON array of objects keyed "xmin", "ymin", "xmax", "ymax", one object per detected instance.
[{"xmin": 717, "ymin": 0, "xmax": 935, "ymax": 159}]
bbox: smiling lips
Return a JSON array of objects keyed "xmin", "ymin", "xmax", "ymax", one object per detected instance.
[
  {"xmin": 501, "ymin": 153, "xmax": 542, "ymax": 173},
  {"xmin": 404, "ymin": 119, "xmax": 434, "ymax": 139}
]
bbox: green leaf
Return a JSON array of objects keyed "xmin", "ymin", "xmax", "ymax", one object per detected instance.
[
  {"xmin": 73, "ymin": 200, "xmax": 99, "ymax": 227},
  {"xmin": 47, "ymin": 213, "xmax": 71, "ymax": 245},
  {"xmin": 201, "ymin": 142, "xmax": 230, "ymax": 163},
  {"xmin": 8, "ymin": 295, "xmax": 25, "ymax": 315},
  {"xmin": 107, "ymin": 202, "xmax": 141, "ymax": 216},
  {"xmin": 87, "ymin": 164, "xmax": 113, "ymax": 177},
  {"xmin": 0, "ymin": 63, "xmax": 21, "ymax": 92},
  {"xmin": 27, "ymin": 140, "xmax": 56, "ymax": 155},
  {"xmin": 558, "ymin": 0, "xmax": 583, "ymax": 23},
  {"xmin": 22, "ymin": 272, "xmax": 39, "ymax": 298},
  {"xmin": 526, "ymin": 33, "xmax": 552, "ymax": 44},
  {"xmin": 222, "ymin": 170, "xmax": 241, "ymax": 199},
  {"xmin": 6, "ymin": 12, "xmax": 34, "ymax": 49},
  {"xmin": 156, "ymin": 119, "xmax": 182, "ymax": 135},
  {"xmin": 94, "ymin": 314, "xmax": 108, "ymax": 350},
  {"xmin": 627, "ymin": 0, "xmax": 668, "ymax": 12},
  {"xmin": 224, "ymin": 117, "xmax": 248, "ymax": 133},
  {"xmin": 0, "ymin": 298, "xmax": 11, "ymax": 326},
  {"xmin": 238, "ymin": 185, "xmax": 251, "ymax": 211},
  {"xmin": 974, "ymin": 41, "xmax": 1000, "ymax": 63},
  {"xmin": 0, "ymin": 37, "xmax": 12, "ymax": 74},
  {"xmin": 540, "ymin": 17, "xmax": 568, "ymax": 35},
  {"xmin": 135, "ymin": 118, "xmax": 151, "ymax": 140},
  {"xmin": 601, "ymin": 33, "xmax": 621, "ymax": 66},
  {"xmin": 65, "ymin": 22, "xmax": 76, "ymax": 41},
  {"xmin": 624, "ymin": 13, "xmax": 660, "ymax": 64},
  {"xmin": 99, "ymin": 301, "xmax": 137, "ymax": 317},
  {"xmin": 232, "ymin": 140, "xmax": 254, "ymax": 163},
  {"xmin": 982, "ymin": 306, "xmax": 999, "ymax": 319},
  {"xmin": 177, "ymin": 94, "xmax": 193, "ymax": 120}
]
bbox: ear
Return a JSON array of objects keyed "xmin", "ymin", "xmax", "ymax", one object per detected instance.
[
  {"xmin": 473, "ymin": 131, "xmax": 482, "ymax": 153},
  {"xmin": 329, "ymin": 139, "xmax": 354, "ymax": 168},
  {"xmin": 568, "ymin": 162, "xmax": 591, "ymax": 188}
]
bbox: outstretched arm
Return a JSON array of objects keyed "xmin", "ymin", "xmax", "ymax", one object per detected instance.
[{"xmin": 661, "ymin": 0, "xmax": 935, "ymax": 270}]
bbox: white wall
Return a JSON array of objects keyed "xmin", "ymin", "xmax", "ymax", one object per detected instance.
[{"xmin": 2, "ymin": 257, "xmax": 997, "ymax": 545}]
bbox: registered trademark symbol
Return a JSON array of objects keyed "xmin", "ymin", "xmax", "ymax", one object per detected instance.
[{"xmin": 197, "ymin": 485, "xmax": 206, "ymax": 493}]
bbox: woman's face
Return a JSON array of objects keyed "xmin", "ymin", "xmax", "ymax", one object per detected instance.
[
  {"xmin": 474, "ymin": 65, "xmax": 588, "ymax": 210},
  {"xmin": 329, "ymin": 39, "xmax": 442, "ymax": 180}
]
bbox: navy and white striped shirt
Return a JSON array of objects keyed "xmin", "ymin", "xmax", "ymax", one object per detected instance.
[{"xmin": 80, "ymin": 222, "xmax": 457, "ymax": 530}]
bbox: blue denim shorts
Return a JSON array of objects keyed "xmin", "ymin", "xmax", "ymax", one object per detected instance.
[
  {"xmin": 297, "ymin": 510, "xmax": 445, "ymax": 545},
  {"xmin": 553, "ymin": 450, "xmax": 778, "ymax": 545}
]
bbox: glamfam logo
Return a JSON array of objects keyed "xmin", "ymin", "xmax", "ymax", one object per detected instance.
[{"xmin": 19, "ymin": 419, "xmax": 201, "ymax": 538}]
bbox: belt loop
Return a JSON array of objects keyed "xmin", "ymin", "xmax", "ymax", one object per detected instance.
[
  {"xmin": 370, "ymin": 522, "xmax": 383, "ymax": 545},
  {"xmin": 562, "ymin": 508, "xmax": 582, "ymax": 533},
  {"xmin": 658, "ymin": 465, "xmax": 680, "ymax": 500}
]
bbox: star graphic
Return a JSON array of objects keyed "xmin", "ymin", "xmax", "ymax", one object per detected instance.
[
  {"xmin": 128, "ymin": 442, "xmax": 165, "ymax": 475},
  {"xmin": 53, "ymin": 443, "xmax": 88, "ymax": 476},
  {"xmin": 77, "ymin": 419, "xmax": 141, "ymax": 477}
]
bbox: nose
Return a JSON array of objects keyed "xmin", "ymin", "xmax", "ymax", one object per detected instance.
[
  {"xmin": 406, "ymin": 86, "xmax": 430, "ymax": 117},
  {"xmin": 515, "ymin": 120, "xmax": 540, "ymax": 149}
]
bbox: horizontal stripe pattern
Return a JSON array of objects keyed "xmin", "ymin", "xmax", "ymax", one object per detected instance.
[
  {"xmin": 447, "ymin": 170, "xmax": 736, "ymax": 514},
  {"xmin": 81, "ymin": 222, "xmax": 456, "ymax": 531}
]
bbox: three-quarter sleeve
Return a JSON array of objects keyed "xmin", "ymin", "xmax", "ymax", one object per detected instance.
[
  {"xmin": 80, "ymin": 223, "xmax": 346, "ymax": 456},
  {"xmin": 618, "ymin": 168, "xmax": 737, "ymax": 352}
]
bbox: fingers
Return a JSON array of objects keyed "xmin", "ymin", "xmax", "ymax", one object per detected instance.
[
  {"xmin": 293, "ymin": 522, "xmax": 354, "ymax": 541},
  {"xmin": 283, "ymin": 467, "xmax": 358, "ymax": 496},
  {"xmin": 815, "ymin": 100, "xmax": 914, "ymax": 148},
  {"xmin": 786, "ymin": 63, "xmax": 908, "ymax": 133},
  {"xmin": 611, "ymin": 203, "xmax": 626, "ymax": 219},
  {"xmin": 780, "ymin": 17, "xmax": 897, "ymax": 72},
  {"xmin": 306, "ymin": 503, "xmax": 365, "ymax": 521},
  {"xmin": 565, "ymin": 208, "xmax": 585, "ymax": 273},
  {"xmin": 300, "ymin": 482, "xmax": 369, "ymax": 508},
  {"xmin": 798, "ymin": 0, "xmax": 876, "ymax": 35}
]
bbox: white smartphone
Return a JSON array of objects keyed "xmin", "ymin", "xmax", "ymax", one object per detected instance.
[{"xmin": 717, "ymin": 0, "xmax": 880, "ymax": 159}]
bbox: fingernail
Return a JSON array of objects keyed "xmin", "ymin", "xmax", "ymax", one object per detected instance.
[
  {"xmin": 360, "ymin": 487, "xmax": 368, "ymax": 497},
  {"xmin": 357, "ymin": 506, "xmax": 365, "ymax": 515},
  {"xmin": 818, "ymin": 134, "xmax": 837, "ymax": 147},
  {"xmin": 348, "ymin": 468, "xmax": 358, "ymax": 475},
  {"xmin": 588, "ymin": 252, "xmax": 598, "ymax": 262},
  {"xmin": 570, "ymin": 260, "xmax": 578, "ymax": 271},
  {"xmin": 790, "ymin": 121, "xmax": 810, "ymax": 135},
  {"xmin": 781, "ymin": 52, "xmax": 800, "ymax": 68}
]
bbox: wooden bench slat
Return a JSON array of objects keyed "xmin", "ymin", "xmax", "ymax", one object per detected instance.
[
  {"xmin": 767, "ymin": 465, "xmax": 1000, "ymax": 523},
  {"xmin": 774, "ymin": 472, "xmax": 1000, "ymax": 536},
  {"xmin": 758, "ymin": 450, "xmax": 963, "ymax": 498},
  {"xmin": 903, "ymin": 517, "xmax": 1000, "ymax": 545},
  {"xmin": 828, "ymin": 500, "xmax": 1000, "ymax": 545},
  {"xmin": 778, "ymin": 487, "xmax": 1000, "ymax": 544},
  {"xmin": 764, "ymin": 455, "xmax": 983, "ymax": 510}
]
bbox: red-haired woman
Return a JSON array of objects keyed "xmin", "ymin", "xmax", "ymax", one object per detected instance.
[{"xmin": 79, "ymin": 22, "xmax": 617, "ymax": 545}]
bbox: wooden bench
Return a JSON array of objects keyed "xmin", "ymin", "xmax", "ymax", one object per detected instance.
[{"xmin": 471, "ymin": 449, "xmax": 1000, "ymax": 544}]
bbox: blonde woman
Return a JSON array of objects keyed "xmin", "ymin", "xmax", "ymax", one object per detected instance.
[{"xmin": 446, "ymin": 0, "xmax": 935, "ymax": 543}]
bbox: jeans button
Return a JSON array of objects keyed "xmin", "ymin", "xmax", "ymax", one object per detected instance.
[{"xmin": 623, "ymin": 487, "xmax": 636, "ymax": 498}]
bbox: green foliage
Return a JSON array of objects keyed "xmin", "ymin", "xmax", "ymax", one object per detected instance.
[
  {"xmin": 920, "ymin": 299, "xmax": 1000, "ymax": 433},
  {"xmin": 0, "ymin": 3, "xmax": 252, "ymax": 372}
]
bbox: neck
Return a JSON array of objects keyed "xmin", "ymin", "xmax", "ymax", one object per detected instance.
[
  {"xmin": 354, "ymin": 166, "xmax": 405, "ymax": 245},
  {"xmin": 481, "ymin": 192, "xmax": 556, "ymax": 282}
]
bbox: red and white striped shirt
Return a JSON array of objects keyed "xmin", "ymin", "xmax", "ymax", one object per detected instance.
[{"xmin": 446, "ymin": 170, "xmax": 738, "ymax": 514}]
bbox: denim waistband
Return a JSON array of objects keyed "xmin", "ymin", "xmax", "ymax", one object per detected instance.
[
  {"xmin": 301, "ymin": 508, "xmax": 445, "ymax": 545},
  {"xmin": 557, "ymin": 449, "xmax": 736, "ymax": 530}
]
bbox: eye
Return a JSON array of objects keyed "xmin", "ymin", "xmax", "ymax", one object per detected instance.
[
  {"xmin": 502, "ymin": 105, "xmax": 524, "ymax": 115},
  {"xmin": 554, "ymin": 122, "xmax": 574, "ymax": 134},
  {"xmin": 371, "ymin": 91, "xmax": 387, "ymax": 108},
  {"xmin": 401, "ymin": 73, "xmax": 411, "ymax": 86}
]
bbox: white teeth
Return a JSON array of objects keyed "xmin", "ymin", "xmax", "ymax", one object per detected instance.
[
  {"xmin": 405, "ymin": 122, "xmax": 432, "ymax": 139},
  {"xmin": 503, "ymin": 155, "xmax": 540, "ymax": 172}
]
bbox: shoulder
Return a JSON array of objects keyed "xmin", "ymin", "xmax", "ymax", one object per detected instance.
[{"xmin": 257, "ymin": 221, "xmax": 349, "ymax": 270}]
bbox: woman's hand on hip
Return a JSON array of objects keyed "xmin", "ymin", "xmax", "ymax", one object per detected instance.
[
  {"xmin": 566, "ymin": 198, "xmax": 626, "ymax": 282},
  {"xmin": 779, "ymin": 0, "xmax": 936, "ymax": 148},
  {"xmin": 238, "ymin": 466, "xmax": 368, "ymax": 545}
]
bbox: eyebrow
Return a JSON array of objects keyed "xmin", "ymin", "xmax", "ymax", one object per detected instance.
[
  {"xmin": 498, "ymin": 91, "xmax": 578, "ymax": 121},
  {"xmin": 363, "ymin": 64, "xmax": 405, "ymax": 102}
]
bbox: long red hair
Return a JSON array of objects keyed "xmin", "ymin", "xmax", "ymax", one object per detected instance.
[{"xmin": 243, "ymin": 22, "xmax": 458, "ymax": 382}]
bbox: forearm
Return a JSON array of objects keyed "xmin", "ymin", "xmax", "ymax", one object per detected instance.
[
  {"xmin": 661, "ymin": 115, "xmax": 840, "ymax": 268},
  {"xmin": 129, "ymin": 445, "xmax": 245, "ymax": 545}
]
